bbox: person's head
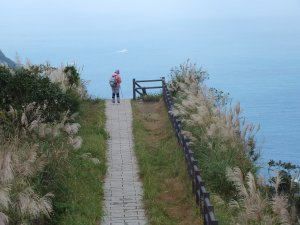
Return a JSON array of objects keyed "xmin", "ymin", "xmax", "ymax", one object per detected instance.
[{"xmin": 115, "ymin": 69, "xmax": 120, "ymax": 74}]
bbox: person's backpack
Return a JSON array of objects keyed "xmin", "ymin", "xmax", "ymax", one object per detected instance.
[{"xmin": 109, "ymin": 76, "xmax": 117, "ymax": 87}]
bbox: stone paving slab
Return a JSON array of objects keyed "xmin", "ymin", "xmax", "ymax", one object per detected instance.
[{"xmin": 102, "ymin": 100, "xmax": 148, "ymax": 225}]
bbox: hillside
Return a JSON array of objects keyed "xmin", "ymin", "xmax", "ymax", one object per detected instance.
[{"xmin": 0, "ymin": 50, "xmax": 16, "ymax": 68}]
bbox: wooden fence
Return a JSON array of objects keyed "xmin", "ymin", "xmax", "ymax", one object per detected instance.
[
  {"xmin": 162, "ymin": 79, "xmax": 218, "ymax": 225},
  {"xmin": 132, "ymin": 77, "xmax": 219, "ymax": 224},
  {"xmin": 132, "ymin": 78, "xmax": 164, "ymax": 100}
]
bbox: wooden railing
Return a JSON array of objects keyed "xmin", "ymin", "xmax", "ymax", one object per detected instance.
[
  {"xmin": 161, "ymin": 79, "xmax": 219, "ymax": 225},
  {"xmin": 132, "ymin": 78, "xmax": 164, "ymax": 100}
]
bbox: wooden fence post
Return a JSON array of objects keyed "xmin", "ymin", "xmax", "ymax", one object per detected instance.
[{"xmin": 133, "ymin": 79, "xmax": 136, "ymax": 100}]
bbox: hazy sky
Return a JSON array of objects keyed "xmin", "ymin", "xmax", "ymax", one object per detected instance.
[
  {"xmin": 1, "ymin": 0, "xmax": 300, "ymax": 97},
  {"xmin": 2, "ymin": 0, "xmax": 299, "ymax": 47}
]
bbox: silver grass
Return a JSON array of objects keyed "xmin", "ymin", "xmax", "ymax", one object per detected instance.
[
  {"xmin": 227, "ymin": 168, "xmax": 266, "ymax": 223},
  {"xmin": 235, "ymin": 102, "xmax": 241, "ymax": 115},
  {"xmin": 0, "ymin": 212, "xmax": 8, "ymax": 225},
  {"xmin": 233, "ymin": 118, "xmax": 241, "ymax": 133},
  {"xmin": 7, "ymin": 106, "xmax": 17, "ymax": 121},
  {"xmin": 16, "ymin": 187, "xmax": 54, "ymax": 219},
  {"xmin": 290, "ymin": 205, "xmax": 297, "ymax": 222},
  {"xmin": 190, "ymin": 114, "xmax": 206, "ymax": 126},
  {"xmin": 182, "ymin": 99, "xmax": 196, "ymax": 110},
  {"xmin": 46, "ymin": 67, "xmax": 68, "ymax": 91},
  {"xmin": 174, "ymin": 104, "xmax": 188, "ymax": 116},
  {"xmin": 21, "ymin": 113, "xmax": 28, "ymax": 126},
  {"xmin": 196, "ymin": 105, "xmax": 209, "ymax": 118},
  {"xmin": 37, "ymin": 192, "xmax": 54, "ymax": 218},
  {"xmin": 178, "ymin": 82, "xmax": 188, "ymax": 91},
  {"xmin": 68, "ymin": 136, "xmax": 83, "ymax": 150},
  {"xmin": 241, "ymin": 171, "xmax": 266, "ymax": 220},
  {"xmin": 38, "ymin": 123, "xmax": 47, "ymax": 138},
  {"xmin": 257, "ymin": 176, "xmax": 265, "ymax": 187},
  {"xmin": 207, "ymin": 124, "xmax": 218, "ymax": 137},
  {"xmin": 25, "ymin": 102, "xmax": 36, "ymax": 113},
  {"xmin": 180, "ymin": 130, "xmax": 195, "ymax": 141},
  {"xmin": 272, "ymin": 195, "xmax": 291, "ymax": 225},
  {"xmin": 0, "ymin": 185, "xmax": 11, "ymax": 210},
  {"xmin": 246, "ymin": 172, "xmax": 257, "ymax": 199},
  {"xmin": 168, "ymin": 109, "xmax": 181, "ymax": 117},
  {"xmin": 15, "ymin": 52, "xmax": 21, "ymax": 65},
  {"xmin": 274, "ymin": 173, "xmax": 282, "ymax": 194},
  {"xmin": 290, "ymin": 171, "xmax": 300, "ymax": 193},
  {"xmin": 80, "ymin": 153, "xmax": 101, "ymax": 165},
  {"xmin": 228, "ymin": 199, "xmax": 241, "ymax": 210},
  {"xmin": 226, "ymin": 167, "xmax": 248, "ymax": 198},
  {"xmin": 15, "ymin": 145, "xmax": 47, "ymax": 177},
  {"xmin": 28, "ymin": 120, "xmax": 39, "ymax": 131},
  {"xmin": 69, "ymin": 112, "xmax": 79, "ymax": 121},
  {"xmin": 227, "ymin": 110, "xmax": 233, "ymax": 124},
  {"xmin": 272, "ymin": 173, "xmax": 292, "ymax": 225},
  {"xmin": 64, "ymin": 123, "xmax": 81, "ymax": 135},
  {"xmin": 52, "ymin": 124, "xmax": 61, "ymax": 137},
  {"xmin": 42, "ymin": 101, "xmax": 47, "ymax": 111},
  {"xmin": 0, "ymin": 151, "xmax": 14, "ymax": 183},
  {"xmin": 44, "ymin": 127, "xmax": 53, "ymax": 136},
  {"xmin": 60, "ymin": 110, "xmax": 70, "ymax": 125},
  {"xmin": 89, "ymin": 158, "xmax": 101, "ymax": 165},
  {"xmin": 25, "ymin": 58, "xmax": 32, "ymax": 68}
]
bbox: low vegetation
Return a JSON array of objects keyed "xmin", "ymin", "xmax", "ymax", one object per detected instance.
[
  {"xmin": 166, "ymin": 61, "xmax": 300, "ymax": 224},
  {"xmin": 50, "ymin": 100, "xmax": 107, "ymax": 225},
  {"xmin": 132, "ymin": 99, "xmax": 202, "ymax": 225},
  {"xmin": 0, "ymin": 62, "xmax": 106, "ymax": 225}
]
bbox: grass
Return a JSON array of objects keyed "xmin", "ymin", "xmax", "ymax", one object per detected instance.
[
  {"xmin": 137, "ymin": 93, "xmax": 162, "ymax": 102},
  {"xmin": 48, "ymin": 99, "xmax": 107, "ymax": 225},
  {"xmin": 132, "ymin": 99, "xmax": 203, "ymax": 225}
]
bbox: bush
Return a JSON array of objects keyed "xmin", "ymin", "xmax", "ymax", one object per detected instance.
[
  {"xmin": 64, "ymin": 66, "xmax": 80, "ymax": 86},
  {"xmin": 0, "ymin": 66, "xmax": 80, "ymax": 122}
]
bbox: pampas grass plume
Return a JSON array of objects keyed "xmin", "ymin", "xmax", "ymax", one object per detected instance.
[
  {"xmin": 0, "ymin": 185, "xmax": 11, "ymax": 210},
  {"xmin": 0, "ymin": 212, "xmax": 8, "ymax": 225}
]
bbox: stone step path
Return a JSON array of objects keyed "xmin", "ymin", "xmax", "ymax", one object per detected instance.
[{"xmin": 102, "ymin": 99, "xmax": 147, "ymax": 225}]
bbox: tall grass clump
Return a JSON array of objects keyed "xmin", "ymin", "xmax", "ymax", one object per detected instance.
[
  {"xmin": 48, "ymin": 99, "xmax": 107, "ymax": 225},
  {"xmin": 167, "ymin": 61, "xmax": 300, "ymax": 224},
  {"xmin": 0, "ymin": 61, "xmax": 100, "ymax": 224},
  {"xmin": 168, "ymin": 61, "xmax": 259, "ymax": 197},
  {"xmin": 226, "ymin": 167, "xmax": 299, "ymax": 224}
]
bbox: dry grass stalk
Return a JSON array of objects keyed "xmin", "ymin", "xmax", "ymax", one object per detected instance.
[
  {"xmin": 227, "ymin": 167, "xmax": 297, "ymax": 225},
  {"xmin": 0, "ymin": 185, "xmax": 11, "ymax": 210},
  {"xmin": 0, "ymin": 151, "xmax": 14, "ymax": 184},
  {"xmin": 16, "ymin": 187, "xmax": 53, "ymax": 219},
  {"xmin": 68, "ymin": 136, "xmax": 83, "ymax": 150},
  {"xmin": 80, "ymin": 153, "xmax": 100, "ymax": 165},
  {"xmin": 169, "ymin": 71, "xmax": 261, "ymax": 160},
  {"xmin": 0, "ymin": 212, "xmax": 8, "ymax": 225}
]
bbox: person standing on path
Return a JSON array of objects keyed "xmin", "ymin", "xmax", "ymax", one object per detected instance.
[{"xmin": 110, "ymin": 69, "xmax": 122, "ymax": 103}]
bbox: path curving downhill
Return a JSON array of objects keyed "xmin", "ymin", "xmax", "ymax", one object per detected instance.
[{"xmin": 102, "ymin": 99, "xmax": 147, "ymax": 225}]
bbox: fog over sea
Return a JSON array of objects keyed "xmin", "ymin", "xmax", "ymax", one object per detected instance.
[{"xmin": 1, "ymin": 0, "xmax": 299, "ymax": 176}]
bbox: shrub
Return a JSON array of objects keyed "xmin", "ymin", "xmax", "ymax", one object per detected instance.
[
  {"xmin": 0, "ymin": 66, "xmax": 80, "ymax": 122},
  {"xmin": 63, "ymin": 65, "xmax": 80, "ymax": 86}
]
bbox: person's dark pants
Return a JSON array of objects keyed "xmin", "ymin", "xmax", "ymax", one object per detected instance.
[{"xmin": 111, "ymin": 86, "xmax": 120, "ymax": 103}]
